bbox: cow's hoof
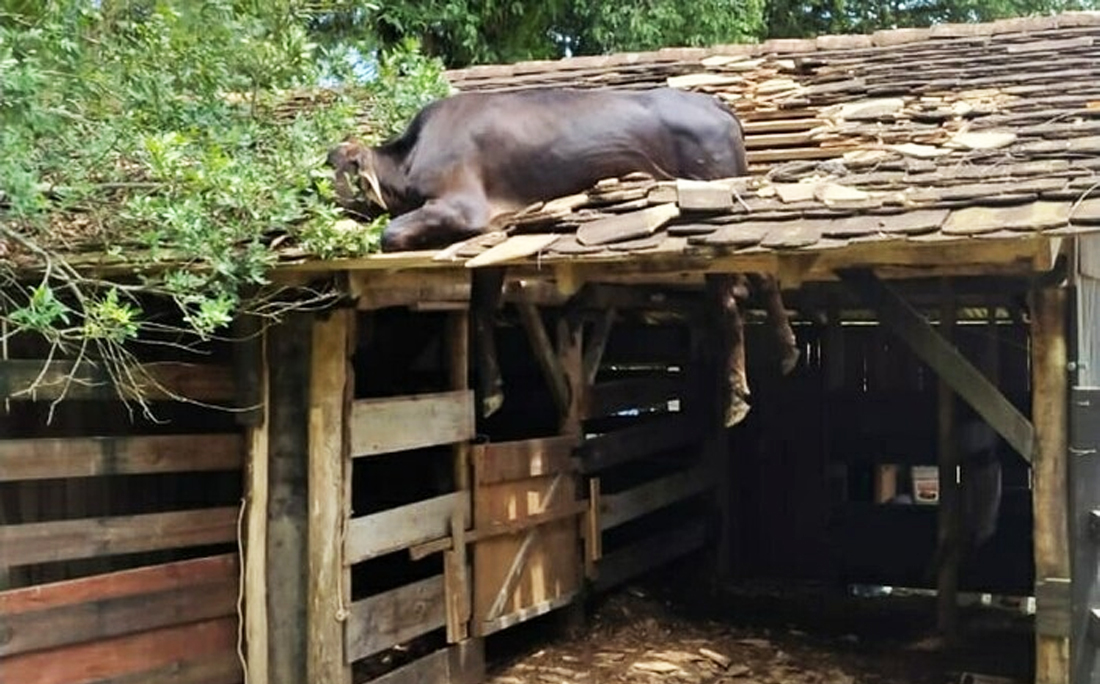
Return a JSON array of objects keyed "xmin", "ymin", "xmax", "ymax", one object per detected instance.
[
  {"xmin": 780, "ymin": 345, "xmax": 800, "ymax": 376},
  {"xmin": 481, "ymin": 391, "xmax": 504, "ymax": 418},
  {"xmin": 725, "ymin": 394, "xmax": 751, "ymax": 427}
]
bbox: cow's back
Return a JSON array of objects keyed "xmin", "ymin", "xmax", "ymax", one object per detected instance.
[{"xmin": 402, "ymin": 88, "xmax": 747, "ymax": 207}]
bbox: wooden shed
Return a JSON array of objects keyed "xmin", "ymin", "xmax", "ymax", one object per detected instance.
[{"xmin": 3, "ymin": 10, "xmax": 1100, "ymax": 684}]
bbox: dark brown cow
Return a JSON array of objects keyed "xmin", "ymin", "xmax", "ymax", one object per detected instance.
[{"xmin": 327, "ymin": 87, "xmax": 797, "ymax": 422}]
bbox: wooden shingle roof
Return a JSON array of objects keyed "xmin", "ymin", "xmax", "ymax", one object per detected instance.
[{"xmin": 404, "ymin": 12, "xmax": 1100, "ymax": 272}]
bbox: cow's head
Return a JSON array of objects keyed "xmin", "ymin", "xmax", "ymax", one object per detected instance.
[{"xmin": 326, "ymin": 139, "xmax": 388, "ymax": 220}]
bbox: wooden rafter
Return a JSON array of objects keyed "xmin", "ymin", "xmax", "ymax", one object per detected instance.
[{"xmin": 837, "ymin": 268, "xmax": 1035, "ymax": 462}]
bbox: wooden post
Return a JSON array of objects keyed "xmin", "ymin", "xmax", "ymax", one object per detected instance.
[
  {"xmin": 308, "ymin": 308, "xmax": 353, "ymax": 684},
  {"xmin": 266, "ymin": 312, "xmax": 312, "ymax": 684},
  {"xmin": 446, "ymin": 310, "xmax": 473, "ymax": 644},
  {"xmin": 1031, "ymin": 286, "xmax": 1070, "ymax": 684},
  {"xmin": 244, "ymin": 322, "xmax": 270, "ymax": 684},
  {"xmin": 694, "ymin": 312, "xmax": 732, "ymax": 579},
  {"xmin": 936, "ymin": 285, "xmax": 961, "ymax": 642},
  {"xmin": 558, "ymin": 312, "xmax": 588, "ymax": 636}
]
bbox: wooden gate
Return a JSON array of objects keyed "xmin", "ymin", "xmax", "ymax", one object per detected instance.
[{"xmin": 470, "ymin": 435, "xmax": 585, "ymax": 636}]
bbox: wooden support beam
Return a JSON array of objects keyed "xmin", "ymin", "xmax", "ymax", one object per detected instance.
[
  {"xmin": 308, "ymin": 308, "xmax": 353, "ymax": 684},
  {"xmin": 516, "ymin": 302, "xmax": 570, "ymax": 417},
  {"xmin": 837, "ymin": 268, "xmax": 1035, "ymax": 462},
  {"xmin": 1031, "ymin": 286, "xmax": 1071, "ymax": 684},
  {"xmin": 936, "ymin": 284, "xmax": 961, "ymax": 642},
  {"xmin": 583, "ymin": 308, "xmax": 615, "ymax": 387},
  {"xmin": 266, "ymin": 312, "xmax": 312, "ymax": 684},
  {"xmin": 244, "ymin": 327, "xmax": 270, "ymax": 684}
]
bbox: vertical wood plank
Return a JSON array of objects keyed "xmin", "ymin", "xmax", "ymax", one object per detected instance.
[
  {"xmin": 309, "ymin": 308, "xmax": 352, "ymax": 684},
  {"xmin": 266, "ymin": 312, "xmax": 312, "ymax": 684},
  {"xmin": 936, "ymin": 285, "xmax": 960, "ymax": 642},
  {"xmin": 1031, "ymin": 286, "xmax": 1070, "ymax": 684},
  {"xmin": 245, "ymin": 327, "xmax": 270, "ymax": 684}
]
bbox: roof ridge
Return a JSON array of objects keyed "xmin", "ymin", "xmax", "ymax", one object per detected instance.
[{"xmin": 444, "ymin": 11, "xmax": 1100, "ymax": 81}]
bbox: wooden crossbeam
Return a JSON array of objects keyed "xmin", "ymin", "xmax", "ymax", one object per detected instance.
[
  {"xmin": 516, "ymin": 303, "xmax": 570, "ymax": 417},
  {"xmin": 838, "ymin": 268, "xmax": 1035, "ymax": 462}
]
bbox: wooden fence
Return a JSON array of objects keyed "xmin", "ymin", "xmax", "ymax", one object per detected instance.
[{"xmin": 0, "ymin": 356, "xmax": 245, "ymax": 684}]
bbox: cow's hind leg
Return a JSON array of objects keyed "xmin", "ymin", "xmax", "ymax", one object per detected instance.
[
  {"xmin": 472, "ymin": 268, "xmax": 506, "ymax": 417},
  {"xmin": 749, "ymin": 273, "xmax": 799, "ymax": 376},
  {"xmin": 707, "ymin": 274, "xmax": 751, "ymax": 427}
]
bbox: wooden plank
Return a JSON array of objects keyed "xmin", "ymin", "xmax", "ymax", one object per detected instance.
[
  {"xmin": 473, "ymin": 436, "xmax": 577, "ymax": 485},
  {"xmin": 837, "ymin": 269, "xmax": 1035, "ymax": 461},
  {"xmin": 600, "ymin": 465, "xmax": 711, "ymax": 531},
  {"xmin": 582, "ymin": 376, "xmax": 684, "ymax": 419},
  {"xmin": 407, "ymin": 501, "xmax": 586, "ymax": 560},
  {"xmin": 345, "ymin": 492, "xmax": 471, "ymax": 565},
  {"xmin": 244, "ymin": 330, "xmax": 270, "ymax": 684},
  {"xmin": 0, "ymin": 508, "xmax": 238, "ymax": 567},
  {"xmin": 516, "ymin": 303, "xmax": 570, "ymax": 418},
  {"xmin": 350, "ymin": 390, "xmax": 475, "ymax": 457},
  {"xmin": 308, "ymin": 309, "xmax": 352, "ymax": 684},
  {"xmin": 344, "ymin": 575, "xmax": 446, "ymax": 663},
  {"xmin": 485, "ymin": 473, "xmax": 566, "ymax": 622},
  {"xmin": 936, "ymin": 288, "xmax": 961, "ymax": 642},
  {"xmin": 0, "ymin": 360, "xmax": 234, "ymax": 402},
  {"xmin": 594, "ymin": 519, "xmax": 707, "ymax": 593},
  {"xmin": 1, "ymin": 573, "xmax": 237, "ymax": 657},
  {"xmin": 479, "ymin": 591, "xmax": 579, "ymax": 636},
  {"xmin": 0, "ymin": 554, "xmax": 236, "ymax": 614},
  {"xmin": 583, "ymin": 308, "xmax": 615, "ymax": 386},
  {"xmin": 1031, "ymin": 286, "xmax": 1071, "ymax": 684},
  {"xmin": 0, "ymin": 616, "xmax": 238, "ymax": 684},
  {"xmin": 367, "ymin": 649, "xmax": 449, "ymax": 684},
  {"xmin": 0, "ymin": 434, "xmax": 243, "ymax": 482},
  {"xmin": 266, "ymin": 312, "xmax": 311, "ymax": 684},
  {"xmin": 464, "ymin": 234, "xmax": 561, "ymax": 268},
  {"xmin": 83, "ymin": 652, "xmax": 241, "ymax": 684},
  {"xmin": 578, "ymin": 413, "xmax": 701, "ymax": 474}
]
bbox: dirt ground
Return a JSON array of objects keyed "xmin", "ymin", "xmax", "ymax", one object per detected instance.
[{"xmin": 485, "ymin": 559, "xmax": 1033, "ymax": 684}]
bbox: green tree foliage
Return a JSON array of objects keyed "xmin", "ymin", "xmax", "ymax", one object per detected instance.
[
  {"xmin": 314, "ymin": 0, "xmax": 765, "ymax": 68},
  {"xmin": 766, "ymin": 0, "xmax": 1099, "ymax": 38},
  {"xmin": 0, "ymin": 0, "xmax": 449, "ymax": 403}
]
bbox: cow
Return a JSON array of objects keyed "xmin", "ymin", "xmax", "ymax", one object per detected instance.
[{"xmin": 327, "ymin": 87, "xmax": 798, "ymax": 423}]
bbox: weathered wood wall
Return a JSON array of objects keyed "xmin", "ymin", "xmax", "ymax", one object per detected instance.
[{"xmin": 0, "ymin": 338, "xmax": 245, "ymax": 684}]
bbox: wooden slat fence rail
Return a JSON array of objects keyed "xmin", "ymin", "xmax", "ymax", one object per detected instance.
[
  {"xmin": 578, "ymin": 412, "xmax": 700, "ymax": 474},
  {"xmin": 1, "ymin": 507, "xmax": 239, "ymax": 567},
  {"xmin": 0, "ymin": 434, "xmax": 243, "ymax": 481},
  {"xmin": 599, "ymin": 465, "xmax": 711, "ymax": 532},
  {"xmin": 345, "ymin": 575, "xmax": 448, "ymax": 663},
  {"xmin": 345, "ymin": 492, "xmax": 471, "ymax": 565},
  {"xmin": 0, "ymin": 360, "xmax": 235, "ymax": 403},
  {"xmin": 350, "ymin": 390, "xmax": 476, "ymax": 457},
  {"xmin": 0, "ymin": 555, "xmax": 242, "ymax": 684}
]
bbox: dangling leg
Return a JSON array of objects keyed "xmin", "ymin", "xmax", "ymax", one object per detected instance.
[
  {"xmin": 749, "ymin": 273, "xmax": 799, "ymax": 376},
  {"xmin": 472, "ymin": 267, "xmax": 505, "ymax": 418},
  {"xmin": 707, "ymin": 274, "xmax": 751, "ymax": 427}
]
